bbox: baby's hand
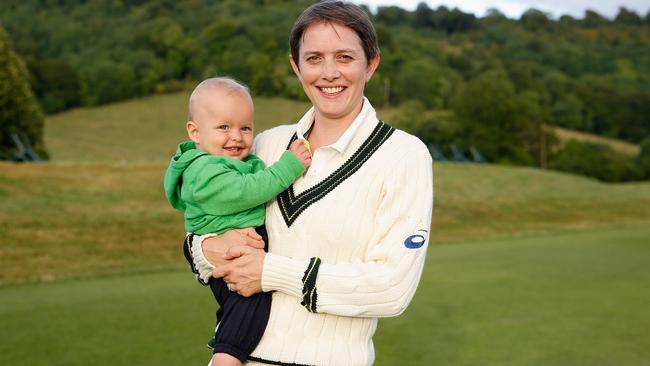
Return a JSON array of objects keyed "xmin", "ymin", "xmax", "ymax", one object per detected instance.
[
  {"xmin": 290, "ymin": 139, "xmax": 312, "ymax": 170},
  {"xmin": 234, "ymin": 227, "xmax": 263, "ymax": 244}
]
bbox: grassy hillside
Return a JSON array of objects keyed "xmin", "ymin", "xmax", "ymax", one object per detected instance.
[
  {"xmin": 44, "ymin": 92, "xmax": 311, "ymax": 162},
  {"xmin": 2, "ymin": 160, "xmax": 649, "ymax": 285},
  {"xmin": 0, "ymin": 94, "xmax": 644, "ymax": 285},
  {"xmin": 45, "ymin": 92, "xmax": 641, "ymax": 163}
]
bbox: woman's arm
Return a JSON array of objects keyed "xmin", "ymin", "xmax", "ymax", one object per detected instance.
[
  {"xmin": 216, "ymin": 143, "xmax": 434, "ymax": 317},
  {"xmin": 186, "ymin": 229, "xmax": 264, "ymax": 283}
]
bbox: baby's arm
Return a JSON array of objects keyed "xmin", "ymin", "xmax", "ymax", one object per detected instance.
[{"xmin": 188, "ymin": 151, "xmax": 306, "ymax": 216}]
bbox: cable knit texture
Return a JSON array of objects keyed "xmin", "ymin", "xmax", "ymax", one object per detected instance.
[{"xmin": 197, "ymin": 100, "xmax": 433, "ymax": 366}]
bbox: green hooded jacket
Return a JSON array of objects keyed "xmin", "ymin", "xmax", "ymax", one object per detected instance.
[{"xmin": 164, "ymin": 141, "xmax": 304, "ymax": 234}]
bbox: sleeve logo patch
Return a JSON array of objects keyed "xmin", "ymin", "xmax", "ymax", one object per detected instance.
[{"xmin": 404, "ymin": 229, "xmax": 428, "ymax": 249}]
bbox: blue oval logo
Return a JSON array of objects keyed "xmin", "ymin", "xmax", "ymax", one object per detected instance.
[{"xmin": 404, "ymin": 230, "xmax": 428, "ymax": 249}]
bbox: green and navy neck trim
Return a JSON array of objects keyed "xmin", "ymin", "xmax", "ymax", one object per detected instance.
[{"xmin": 277, "ymin": 120, "xmax": 395, "ymax": 227}]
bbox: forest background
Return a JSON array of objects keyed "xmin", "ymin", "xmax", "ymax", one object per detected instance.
[{"xmin": 1, "ymin": 0, "xmax": 650, "ymax": 180}]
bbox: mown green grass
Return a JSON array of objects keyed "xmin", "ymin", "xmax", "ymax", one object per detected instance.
[
  {"xmin": 2, "ymin": 228, "xmax": 648, "ymax": 365},
  {"xmin": 376, "ymin": 227, "xmax": 650, "ymax": 366}
]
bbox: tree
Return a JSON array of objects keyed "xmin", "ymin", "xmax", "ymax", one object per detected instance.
[
  {"xmin": 131, "ymin": 17, "xmax": 192, "ymax": 79},
  {"xmin": 483, "ymin": 8, "xmax": 507, "ymax": 26},
  {"xmin": 558, "ymin": 15, "xmax": 577, "ymax": 26},
  {"xmin": 391, "ymin": 100, "xmax": 459, "ymax": 148},
  {"xmin": 413, "ymin": 2, "xmax": 434, "ymax": 28},
  {"xmin": 0, "ymin": 24, "xmax": 47, "ymax": 160},
  {"xmin": 615, "ymin": 7, "xmax": 642, "ymax": 25},
  {"xmin": 391, "ymin": 59, "xmax": 457, "ymax": 109},
  {"xmin": 79, "ymin": 60, "xmax": 137, "ymax": 105},
  {"xmin": 451, "ymin": 69, "xmax": 536, "ymax": 164},
  {"xmin": 638, "ymin": 137, "xmax": 650, "ymax": 179},
  {"xmin": 26, "ymin": 58, "xmax": 81, "ymax": 113},
  {"xmin": 444, "ymin": 8, "xmax": 479, "ymax": 33},
  {"xmin": 551, "ymin": 94, "xmax": 584, "ymax": 129},
  {"xmin": 375, "ymin": 6, "xmax": 411, "ymax": 26},
  {"xmin": 583, "ymin": 10, "xmax": 608, "ymax": 27},
  {"xmin": 520, "ymin": 8, "xmax": 550, "ymax": 31}
]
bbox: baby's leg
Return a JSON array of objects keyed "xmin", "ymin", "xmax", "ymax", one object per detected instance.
[
  {"xmin": 211, "ymin": 352, "xmax": 241, "ymax": 366},
  {"xmin": 207, "ymin": 226, "xmax": 271, "ymax": 365},
  {"xmin": 208, "ymin": 277, "xmax": 272, "ymax": 365}
]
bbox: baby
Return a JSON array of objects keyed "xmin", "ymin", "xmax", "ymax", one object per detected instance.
[{"xmin": 164, "ymin": 77, "xmax": 311, "ymax": 365}]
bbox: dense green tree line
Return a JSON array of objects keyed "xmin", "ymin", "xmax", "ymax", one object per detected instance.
[{"xmin": 1, "ymin": 0, "xmax": 649, "ymax": 180}]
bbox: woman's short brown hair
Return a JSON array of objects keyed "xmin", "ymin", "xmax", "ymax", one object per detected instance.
[{"xmin": 289, "ymin": 1, "xmax": 379, "ymax": 66}]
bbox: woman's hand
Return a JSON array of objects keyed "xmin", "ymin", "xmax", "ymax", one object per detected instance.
[
  {"xmin": 213, "ymin": 246, "xmax": 265, "ymax": 297},
  {"xmin": 202, "ymin": 228, "xmax": 264, "ymax": 268}
]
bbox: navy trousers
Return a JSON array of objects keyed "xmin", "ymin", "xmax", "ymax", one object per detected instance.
[{"xmin": 207, "ymin": 226, "xmax": 271, "ymax": 362}]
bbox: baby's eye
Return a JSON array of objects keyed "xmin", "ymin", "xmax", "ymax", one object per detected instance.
[
  {"xmin": 216, "ymin": 124, "xmax": 229, "ymax": 131},
  {"xmin": 241, "ymin": 126, "xmax": 253, "ymax": 132}
]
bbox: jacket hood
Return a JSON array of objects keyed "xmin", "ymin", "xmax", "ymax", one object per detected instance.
[{"xmin": 163, "ymin": 141, "xmax": 207, "ymax": 211}]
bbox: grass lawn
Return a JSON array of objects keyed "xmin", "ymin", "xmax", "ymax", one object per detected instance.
[
  {"xmin": 376, "ymin": 227, "xmax": 650, "ymax": 365},
  {"xmin": 2, "ymin": 227, "xmax": 648, "ymax": 365}
]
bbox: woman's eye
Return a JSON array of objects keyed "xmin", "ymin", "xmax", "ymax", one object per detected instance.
[
  {"xmin": 338, "ymin": 54, "xmax": 353, "ymax": 61},
  {"xmin": 306, "ymin": 55, "xmax": 321, "ymax": 62}
]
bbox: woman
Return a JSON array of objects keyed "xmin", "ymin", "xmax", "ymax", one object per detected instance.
[{"xmin": 188, "ymin": 2, "xmax": 433, "ymax": 365}]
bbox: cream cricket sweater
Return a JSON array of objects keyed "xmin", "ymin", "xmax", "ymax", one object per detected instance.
[{"xmin": 195, "ymin": 99, "xmax": 433, "ymax": 366}]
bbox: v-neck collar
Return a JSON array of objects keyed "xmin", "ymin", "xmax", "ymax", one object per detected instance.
[{"xmin": 277, "ymin": 120, "xmax": 395, "ymax": 227}]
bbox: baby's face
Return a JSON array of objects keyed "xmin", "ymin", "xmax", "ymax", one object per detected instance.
[{"xmin": 190, "ymin": 88, "xmax": 254, "ymax": 160}]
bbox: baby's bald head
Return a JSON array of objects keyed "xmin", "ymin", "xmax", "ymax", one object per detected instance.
[
  {"xmin": 188, "ymin": 77, "xmax": 252, "ymax": 122},
  {"xmin": 185, "ymin": 77, "xmax": 255, "ymax": 158}
]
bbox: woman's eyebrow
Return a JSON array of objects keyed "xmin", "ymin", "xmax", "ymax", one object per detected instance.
[{"xmin": 302, "ymin": 48, "xmax": 359, "ymax": 55}]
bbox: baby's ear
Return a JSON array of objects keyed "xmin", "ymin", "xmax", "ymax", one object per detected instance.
[{"xmin": 186, "ymin": 121, "xmax": 200, "ymax": 143}]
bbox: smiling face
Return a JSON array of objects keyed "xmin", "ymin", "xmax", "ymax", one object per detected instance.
[
  {"xmin": 290, "ymin": 21, "xmax": 379, "ymax": 126},
  {"xmin": 186, "ymin": 87, "xmax": 254, "ymax": 160}
]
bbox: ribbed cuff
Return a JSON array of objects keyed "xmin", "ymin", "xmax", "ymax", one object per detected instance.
[
  {"xmin": 191, "ymin": 233, "xmax": 217, "ymax": 283},
  {"xmin": 261, "ymin": 253, "xmax": 307, "ymax": 298},
  {"xmin": 301, "ymin": 257, "xmax": 321, "ymax": 313}
]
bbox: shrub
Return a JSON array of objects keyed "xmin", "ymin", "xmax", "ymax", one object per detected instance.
[
  {"xmin": 550, "ymin": 140, "xmax": 640, "ymax": 182},
  {"xmin": 392, "ymin": 100, "xmax": 459, "ymax": 148}
]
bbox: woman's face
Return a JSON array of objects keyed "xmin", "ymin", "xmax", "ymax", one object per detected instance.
[{"xmin": 290, "ymin": 22, "xmax": 379, "ymax": 125}]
